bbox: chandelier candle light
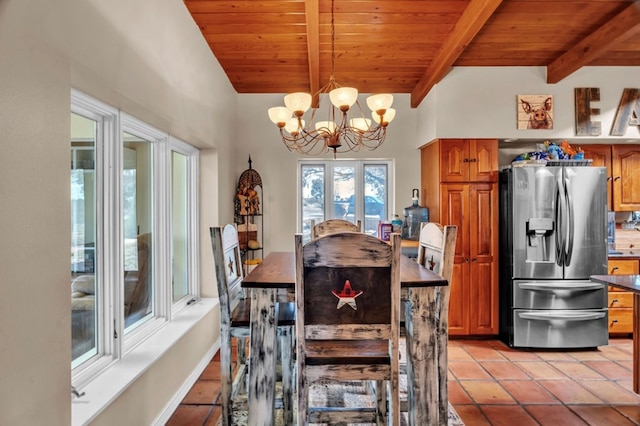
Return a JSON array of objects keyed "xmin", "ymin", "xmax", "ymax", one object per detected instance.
[{"xmin": 267, "ymin": 0, "xmax": 395, "ymax": 157}]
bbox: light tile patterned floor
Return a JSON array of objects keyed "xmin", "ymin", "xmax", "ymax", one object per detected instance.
[{"xmin": 167, "ymin": 338, "xmax": 640, "ymax": 425}]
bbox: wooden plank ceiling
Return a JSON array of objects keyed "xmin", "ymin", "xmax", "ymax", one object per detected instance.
[{"xmin": 185, "ymin": 0, "xmax": 640, "ymax": 107}]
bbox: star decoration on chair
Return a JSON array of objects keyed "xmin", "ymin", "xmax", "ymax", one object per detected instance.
[
  {"xmin": 227, "ymin": 257, "xmax": 235, "ymax": 275},
  {"xmin": 332, "ymin": 280, "xmax": 363, "ymax": 310},
  {"xmin": 428, "ymin": 255, "xmax": 436, "ymax": 271}
]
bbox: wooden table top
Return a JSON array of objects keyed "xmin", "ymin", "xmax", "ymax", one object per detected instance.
[
  {"xmin": 591, "ymin": 275, "xmax": 640, "ymax": 293},
  {"xmin": 242, "ymin": 251, "xmax": 448, "ymax": 289}
]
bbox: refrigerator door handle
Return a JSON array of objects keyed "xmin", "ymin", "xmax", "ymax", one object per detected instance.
[
  {"xmin": 564, "ymin": 175, "xmax": 574, "ymax": 266},
  {"xmin": 519, "ymin": 282, "xmax": 603, "ymax": 292},
  {"xmin": 518, "ymin": 311, "xmax": 606, "ymax": 321},
  {"xmin": 555, "ymin": 174, "xmax": 565, "ymax": 266}
]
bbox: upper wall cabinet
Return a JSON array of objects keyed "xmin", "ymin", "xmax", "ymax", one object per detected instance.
[
  {"xmin": 439, "ymin": 139, "xmax": 499, "ymax": 183},
  {"xmin": 582, "ymin": 145, "xmax": 640, "ymax": 211}
]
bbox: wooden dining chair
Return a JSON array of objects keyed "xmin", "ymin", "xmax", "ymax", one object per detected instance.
[
  {"xmin": 295, "ymin": 231, "xmax": 401, "ymax": 425},
  {"xmin": 415, "ymin": 222, "xmax": 458, "ymax": 423},
  {"xmin": 210, "ymin": 225, "xmax": 296, "ymax": 426},
  {"xmin": 310, "ymin": 218, "xmax": 362, "ymax": 240}
]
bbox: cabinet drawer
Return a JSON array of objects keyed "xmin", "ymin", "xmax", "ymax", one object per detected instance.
[
  {"xmin": 608, "ymin": 259, "xmax": 639, "ymax": 275},
  {"xmin": 608, "ymin": 308, "xmax": 633, "ymax": 333},
  {"xmin": 608, "ymin": 292, "xmax": 634, "ymax": 308}
]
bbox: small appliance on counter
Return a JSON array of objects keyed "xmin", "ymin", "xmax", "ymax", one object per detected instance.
[
  {"xmin": 401, "ymin": 189, "xmax": 429, "ymax": 240},
  {"xmin": 377, "ymin": 221, "xmax": 393, "ymax": 241},
  {"xmin": 607, "ymin": 211, "xmax": 621, "ymax": 254},
  {"xmin": 391, "ymin": 214, "xmax": 403, "ymax": 233}
]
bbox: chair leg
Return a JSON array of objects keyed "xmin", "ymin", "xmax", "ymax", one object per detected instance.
[
  {"xmin": 236, "ymin": 336, "xmax": 248, "ymax": 394},
  {"xmin": 294, "ymin": 346, "xmax": 309, "ymax": 426},
  {"xmin": 437, "ymin": 325, "xmax": 449, "ymax": 424},
  {"xmin": 279, "ymin": 327, "xmax": 294, "ymax": 425},
  {"xmin": 220, "ymin": 333, "xmax": 233, "ymax": 426},
  {"xmin": 297, "ymin": 365, "xmax": 308, "ymax": 426},
  {"xmin": 375, "ymin": 380, "xmax": 386, "ymax": 426}
]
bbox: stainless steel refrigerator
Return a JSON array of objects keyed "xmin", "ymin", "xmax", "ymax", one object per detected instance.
[{"xmin": 499, "ymin": 166, "xmax": 609, "ymax": 348}]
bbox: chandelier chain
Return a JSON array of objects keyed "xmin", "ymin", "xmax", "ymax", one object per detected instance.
[
  {"xmin": 266, "ymin": 0, "xmax": 395, "ymax": 156},
  {"xmin": 330, "ymin": 0, "xmax": 335, "ymax": 79}
]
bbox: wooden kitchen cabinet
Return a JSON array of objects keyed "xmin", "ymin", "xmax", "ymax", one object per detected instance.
[
  {"xmin": 607, "ymin": 258, "xmax": 638, "ymax": 335},
  {"xmin": 438, "ymin": 138, "xmax": 499, "ymax": 183},
  {"xmin": 421, "ymin": 139, "xmax": 499, "ymax": 335},
  {"xmin": 582, "ymin": 144, "xmax": 640, "ymax": 211}
]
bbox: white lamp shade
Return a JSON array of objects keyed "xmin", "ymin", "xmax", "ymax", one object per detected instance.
[
  {"xmin": 284, "ymin": 92, "xmax": 312, "ymax": 114},
  {"xmin": 350, "ymin": 117, "xmax": 371, "ymax": 131},
  {"xmin": 366, "ymin": 93, "xmax": 394, "ymax": 112},
  {"xmin": 372, "ymin": 107, "xmax": 396, "ymax": 124},
  {"xmin": 315, "ymin": 121, "xmax": 336, "ymax": 134},
  {"xmin": 384, "ymin": 108, "xmax": 396, "ymax": 124},
  {"xmin": 329, "ymin": 87, "xmax": 358, "ymax": 109},
  {"xmin": 268, "ymin": 106, "xmax": 291, "ymax": 125},
  {"xmin": 285, "ymin": 118, "xmax": 303, "ymax": 134}
]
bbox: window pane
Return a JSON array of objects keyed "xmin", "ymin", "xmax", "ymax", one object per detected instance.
[
  {"xmin": 172, "ymin": 151, "xmax": 188, "ymax": 301},
  {"xmin": 71, "ymin": 112, "xmax": 98, "ymax": 364},
  {"xmin": 301, "ymin": 165, "xmax": 324, "ymax": 240},
  {"xmin": 363, "ymin": 164, "xmax": 388, "ymax": 234},
  {"xmin": 299, "ymin": 160, "xmax": 392, "ymax": 238},
  {"xmin": 333, "ymin": 166, "xmax": 354, "ymax": 220},
  {"xmin": 123, "ymin": 132, "xmax": 153, "ymax": 330}
]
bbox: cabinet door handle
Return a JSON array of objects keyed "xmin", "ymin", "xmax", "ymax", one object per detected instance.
[
  {"xmin": 614, "ymin": 176, "xmax": 621, "ymax": 181},
  {"xmin": 612, "ymin": 266, "xmax": 619, "ymax": 273},
  {"xmin": 471, "ymin": 258, "xmax": 478, "ymax": 262},
  {"xmin": 463, "ymin": 158, "xmax": 469, "ymax": 163},
  {"xmin": 470, "ymin": 158, "xmax": 477, "ymax": 163},
  {"xmin": 607, "ymin": 176, "xmax": 613, "ymax": 181},
  {"xmin": 612, "ymin": 319, "xmax": 619, "ymax": 323}
]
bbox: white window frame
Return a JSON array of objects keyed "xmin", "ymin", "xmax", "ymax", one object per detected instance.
[
  {"xmin": 119, "ymin": 113, "xmax": 168, "ymax": 355},
  {"xmin": 168, "ymin": 136, "xmax": 200, "ymax": 316},
  {"xmin": 71, "ymin": 90, "xmax": 118, "ymax": 381},
  {"xmin": 297, "ymin": 158, "xmax": 394, "ymax": 234},
  {"xmin": 71, "ymin": 90, "xmax": 200, "ymax": 387}
]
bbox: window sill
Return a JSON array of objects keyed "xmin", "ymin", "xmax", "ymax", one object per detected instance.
[{"xmin": 71, "ymin": 298, "xmax": 217, "ymax": 426}]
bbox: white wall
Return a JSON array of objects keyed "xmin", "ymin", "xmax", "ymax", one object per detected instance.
[
  {"xmin": 236, "ymin": 93, "xmax": 423, "ymax": 252},
  {"xmin": 0, "ymin": 0, "xmax": 236, "ymax": 424},
  {"xmin": 418, "ymin": 66, "xmax": 640, "ymax": 144}
]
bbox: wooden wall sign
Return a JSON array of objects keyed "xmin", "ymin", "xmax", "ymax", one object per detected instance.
[
  {"xmin": 611, "ymin": 88, "xmax": 640, "ymax": 136},
  {"xmin": 575, "ymin": 87, "xmax": 640, "ymax": 137},
  {"xmin": 575, "ymin": 88, "xmax": 601, "ymax": 136},
  {"xmin": 517, "ymin": 95, "xmax": 553, "ymax": 129}
]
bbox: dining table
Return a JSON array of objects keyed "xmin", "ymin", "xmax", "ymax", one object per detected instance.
[
  {"xmin": 241, "ymin": 250, "xmax": 448, "ymax": 426},
  {"xmin": 590, "ymin": 274, "xmax": 640, "ymax": 394}
]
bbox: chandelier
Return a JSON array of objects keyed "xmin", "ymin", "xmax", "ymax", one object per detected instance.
[{"xmin": 267, "ymin": 0, "xmax": 395, "ymax": 157}]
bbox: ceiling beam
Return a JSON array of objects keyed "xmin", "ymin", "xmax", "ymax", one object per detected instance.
[
  {"xmin": 410, "ymin": 0, "xmax": 503, "ymax": 108},
  {"xmin": 547, "ymin": 2, "xmax": 640, "ymax": 84},
  {"xmin": 305, "ymin": 0, "xmax": 321, "ymax": 106}
]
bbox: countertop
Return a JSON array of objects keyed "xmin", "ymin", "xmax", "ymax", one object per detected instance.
[
  {"xmin": 591, "ymin": 275, "xmax": 640, "ymax": 293},
  {"xmin": 608, "ymin": 249, "xmax": 640, "ymax": 260}
]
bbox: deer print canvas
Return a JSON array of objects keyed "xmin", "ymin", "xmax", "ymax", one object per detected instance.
[{"xmin": 517, "ymin": 95, "xmax": 554, "ymax": 129}]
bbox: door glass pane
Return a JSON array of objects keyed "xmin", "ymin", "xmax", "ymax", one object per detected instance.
[
  {"xmin": 172, "ymin": 151, "xmax": 188, "ymax": 301},
  {"xmin": 363, "ymin": 164, "xmax": 388, "ymax": 235},
  {"xmin": 123, "ymin": 132, "xmax": 153, "ymax": 330},
  {"xmin": 333, "ymin": 166, "xmax": 354, "ymax": 221},
  {"xmin": 71, "ymin": 112, "xmax": 98, "ymax": 364},
  {"xmin": 301, "ymin": 165, "xmax": 324, "ymax": 241}
]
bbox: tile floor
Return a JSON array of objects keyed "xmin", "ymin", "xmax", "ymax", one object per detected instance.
[{"xmin": 166, "ymin": 337, "xmax": 640, "ymax": 425}]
